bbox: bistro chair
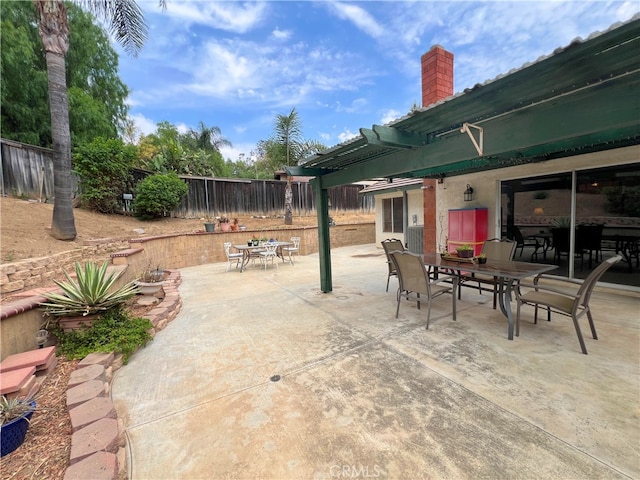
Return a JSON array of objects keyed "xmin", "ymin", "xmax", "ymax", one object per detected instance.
[
  {"xmin": 390, "ymin": 250, "xmax": 454, "ymax": 330},
  {"xmin": 381, "ymin": 238, "xmax": 405, "ymax": 292},
  {"xmin": 515, "ymin": 255, "xmax": 621, "ymax": 354},
  {"xmin": 223, "ymin": 242, "xmax": 243, "ymax": 272},
  {"xmin": 281, "ymin": 237, "xmax": 301, "ymax": 265},
  {"xmin": 458, "ymin": 238, "xmax": 516, "ymax": 309},
  {"xmin": 259, "ymin": 242, "xmax": 279, "ymax": 270}
]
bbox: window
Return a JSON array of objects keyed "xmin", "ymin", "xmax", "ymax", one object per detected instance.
[{"xmin": 383, "ymin": 197, "xmax": 403, "ymax": 233}]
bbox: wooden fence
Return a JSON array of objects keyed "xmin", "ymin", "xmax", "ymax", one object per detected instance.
[{"xmin": 1, "ymin": 138, "xmax": 373, "ymax": 217}]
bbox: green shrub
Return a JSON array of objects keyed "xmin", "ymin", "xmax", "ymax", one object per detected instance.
[
  {"xmin": 133, "ymin": 172, "xmax": 188, "ymax": 220},
  {"xmin": 53, "ymin": 307, "xmax": 153, "ymax": 364},
  {"xmin": 73, "ymin": 137, "xmax": 137, "ymax": 213}
]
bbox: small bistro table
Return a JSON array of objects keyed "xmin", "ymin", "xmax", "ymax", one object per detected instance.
[
  {"xmin": 234, "ymin": 241, "xmax": 291, "ymax": 272},
  {"xmin": 421, "ymin": 253, "xmax": 557, "ymax": 340}
]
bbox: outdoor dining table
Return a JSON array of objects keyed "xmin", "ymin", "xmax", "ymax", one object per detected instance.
[
  {"xmin": 421, "ymin": 253, "xmax": 557, "ymax": 340},
  {"xmin": 234, "ymin": 241, "xmax": 291, "ymax": 272}
]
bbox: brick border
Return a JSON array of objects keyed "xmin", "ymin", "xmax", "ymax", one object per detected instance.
[{"xmin": 63, "ymin": 270, "xmax": 182, "ymax": 480}]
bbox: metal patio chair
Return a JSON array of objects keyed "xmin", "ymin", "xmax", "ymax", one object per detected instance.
[
  {"xmin": 390, "ymin": 250, "xmax": 454, "ymax": 329},
  {"xmin": 515, "ymin": 255, "xmax": 622, "ymax": 354},
  {"xmin": 381, "ymin": 238, "xmax": 405, "ymax": 292}
]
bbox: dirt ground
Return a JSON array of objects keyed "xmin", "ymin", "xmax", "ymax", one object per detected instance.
[{"xmin": 0, "ymin": 196, "xmax": 374, "ymax": 263}]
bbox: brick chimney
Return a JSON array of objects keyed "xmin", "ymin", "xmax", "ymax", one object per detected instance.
[
  {"xmin": 421, "ymin": 45, "xmax": 453, "ymax": 254},
  {"xmin": 421, "ymin": 45, "xmax": 454, "ymax": 107}
]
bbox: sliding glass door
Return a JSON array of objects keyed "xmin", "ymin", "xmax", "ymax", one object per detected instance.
[{"xmin": 501, "ymin": 163, "xmax": 639, "ymax": 288}]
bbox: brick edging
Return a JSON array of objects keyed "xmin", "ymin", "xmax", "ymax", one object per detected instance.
[{"xmin": 63, "ymin": 269, "xmax": 183, "ymax": 480}]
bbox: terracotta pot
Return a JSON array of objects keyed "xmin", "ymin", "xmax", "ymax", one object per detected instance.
[
  {"xmin": 220, "ymin": 223, "xmax": 231, "ymax": 232},
  {"xmin": 58, "ymin": 314, "xmax": 99, "ymax": 333}
]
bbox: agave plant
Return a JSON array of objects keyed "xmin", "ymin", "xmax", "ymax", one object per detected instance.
[
  {"xmin": 0, "ymin": 395, "xmax": 35, "ymax": 426},
  {"xmin": 40, "ymin": 261, "xmax": 139, "ymax": 323}
]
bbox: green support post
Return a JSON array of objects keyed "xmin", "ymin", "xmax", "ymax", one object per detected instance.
[{"xmin": 312, "ymin": 178, "xmax": 332, "ymax": 293}]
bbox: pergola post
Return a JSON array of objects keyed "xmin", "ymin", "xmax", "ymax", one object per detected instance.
[{"xmin": 312, "ymin": 178, "xmax": 332, "ymax": 292}]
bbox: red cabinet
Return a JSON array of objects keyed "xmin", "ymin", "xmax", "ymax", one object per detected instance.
[{"xmin": 448, "ymin": 208, "xmax": 488, "ymax": 256}]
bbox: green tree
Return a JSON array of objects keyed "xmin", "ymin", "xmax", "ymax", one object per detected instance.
[
  {"xmin": 33, "ymin": 0, "xmax": 164, "ymax": 241},
  {"xmin": 1, "ymin": 1, "xmax": 50, "ymax": 146},
  {"xmin": 1, "ymin": 2, "xmax": 132, "ymax": 147},
  {"xmin": 133, "ymin": 172, "xmax": 188, "ymax": 220},
  {"xmin": 73, "ymin": 137, "xmax": 136, "ymax": 213}
]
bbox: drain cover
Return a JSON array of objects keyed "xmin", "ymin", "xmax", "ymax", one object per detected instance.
[{"xmin": 270, "ymin": 375, "xmax": 281, "ymax": 382}]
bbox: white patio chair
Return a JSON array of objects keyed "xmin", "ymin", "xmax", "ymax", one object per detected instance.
[
  {"xmin": 281, "ymin": 237, "xmax": 301, "ymax": 265},
  {"xmin": 224, "ymin": 242, "xmax": 242, "ymax": 272},
  {"xmin": 259, "ymin": 242, "xmax": 279, "ymax": 270}
]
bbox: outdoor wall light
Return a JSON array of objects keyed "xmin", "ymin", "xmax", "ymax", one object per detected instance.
[{"xmin": 463, "ymin": 184, "xmax": 474, "ymax": 201}]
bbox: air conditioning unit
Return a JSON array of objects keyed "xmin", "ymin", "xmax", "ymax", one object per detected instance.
[{"xmin": 406, "ymin": 226, "xmax": 424, "ymax": 254}]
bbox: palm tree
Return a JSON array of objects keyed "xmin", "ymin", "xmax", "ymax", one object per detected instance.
[
  {"xmin": 187, "ymin": 121, "xmax": 232, "ymax": 152},
  {"xmin": 34, "ymin": 0, "xmax": 164, "ymax": 240},
  {"xmin": 274, "ymin": 107, "xmax": 302, "ymax": 168}
]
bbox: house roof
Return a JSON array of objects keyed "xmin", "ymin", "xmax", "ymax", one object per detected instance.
[{"xmin": 287, "ymin": 15, "xmax": 640, "ymax": 189}]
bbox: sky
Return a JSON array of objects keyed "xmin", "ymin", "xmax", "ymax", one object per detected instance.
[{"xmin": 116, "ymin": 1, "xmax": 638, "ymax": 163}]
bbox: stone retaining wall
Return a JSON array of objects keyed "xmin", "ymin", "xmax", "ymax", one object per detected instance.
[{"xmin": 0, "ymin": 239, "xmax": 129, "ymax": 295}]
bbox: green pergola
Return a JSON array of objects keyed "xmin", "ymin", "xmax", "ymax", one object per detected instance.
[{"xmin": 287, "ymin": 18, "xmax": 640, "ymax": 292}]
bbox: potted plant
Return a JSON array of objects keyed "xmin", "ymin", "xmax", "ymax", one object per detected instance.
[
  {"xmin": 1, "ymin": 395, "xmax": 37, "ymax": 457},
  {"xmin": 251, "ymin": 235, "xmax": 259, "ymax": 246},
  {"xmin": 477, "ymin": 253, "xmax": 487, "ymax": 264},
  {"xmin": 218, "ymin": 216, "xmax": 231, "ymax": 232},
  {"xmin": 456, "ymin": 244, "xmax": 475, "ymax": 258},
  {"xmin": 40, "ymin": 261, "xmax": 139, "ymax": 331},
  {"xmin": 231, "ymin": 218, "xmax": 239, "ymax": 232},
  {"xmin": 135, "ymin": 263, "xmax": 165, "ymax": 295},
  {"xmin": 203, "ymin": 216, "xmax": 215, "ymax": 233}
]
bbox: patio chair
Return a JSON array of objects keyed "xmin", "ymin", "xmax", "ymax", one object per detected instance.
[
  {"xmin": 390, "ymin": 250, "xmax": 454, "ymax": 329},
  {"xmin": 281, "ymin": 237, "xmax": 301, "ymax": 265},
  {"xmin": 459, "ymin": 238, "xmax": 516, "ymax": 309},
  {"xmin": 258, "ymin": 242, "xmax": 279, "ymax": 270},
  {"xmin": 515, "ymin": 255, "xmax": 621, "ymax": 354},
  {"xmin": 224, "ymin": 242, "xmax": 243, "ymax": 272},
  {"xmin": 381, "ymin": 238, "xmax": 405, "ymax": 292}
]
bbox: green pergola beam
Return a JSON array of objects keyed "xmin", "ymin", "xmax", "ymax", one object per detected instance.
[{"xmin": 316, "ymin": 72, "xmax": 640, "ymax": 188}]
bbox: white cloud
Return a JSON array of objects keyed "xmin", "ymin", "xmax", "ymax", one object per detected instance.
[
  {"xmin": 165, "ymin": 1, "xmax": 268, "ymax": 33},
  {"xmin": 271, "ymin": 27, "xmax": 292, "ymax": 41},
  {"xmin": 130, "ymin": 113, "xmax": 157, "ymax": 136},
  {"xmin": 380, "ymin": 109, "xmax": 402, "ymax": 125},
  {"xmin": 326, "ymin": 2, "xmax": 385, "ymax": 38},
  {"xmin": 338, "ymin": 129, "xmax": 358, "ymax": 143}
]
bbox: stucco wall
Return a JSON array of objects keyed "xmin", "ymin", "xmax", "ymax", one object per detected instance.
[
  {"xmin": 435, "ymin": 145, "xmax": 639, "ymax": 251},
  {"xmin": 373, "ymin": 189, "xmax": 423, "ymax": 247}
]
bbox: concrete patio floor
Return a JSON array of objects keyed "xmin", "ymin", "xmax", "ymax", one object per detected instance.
[{"xmin": 111, "ymin": 244, "xmax": 639, "ymax": 480}]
